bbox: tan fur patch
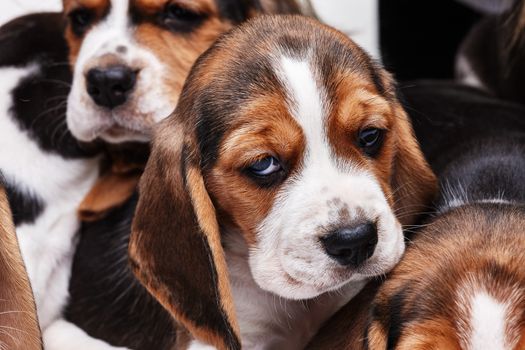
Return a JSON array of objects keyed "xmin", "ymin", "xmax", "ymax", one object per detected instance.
[
  {"xmin": 206, "ymin": 93, "xmax": 305, "ymax": 245},
  {"xmin": 133, "ymin": 16, "xmax": 232, "ymax": 108},
  {"xmin": 186, "ymin": 163, "xmax": 239, "ymax": 336}
]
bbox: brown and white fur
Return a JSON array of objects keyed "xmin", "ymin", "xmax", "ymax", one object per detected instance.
[
  {"xmin": 0, "ymin": 180, "xmax": 42, "ymax": 349},
  {"xmin": 308, "ymin": 82, "xmax": 525, "ymax": 350},
  {"xmin": 130, "ymin": 16, "xmax": 436, "ymax": 350}
]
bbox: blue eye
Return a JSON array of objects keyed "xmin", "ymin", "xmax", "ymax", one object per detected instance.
[{"xmin": 248, "ymin": 156, "xmax": 282, "ymax": 176}]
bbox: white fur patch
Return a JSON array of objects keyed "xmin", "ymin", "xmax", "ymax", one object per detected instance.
[
  {"xmin": 67, "ymin": 0, "xmax": 174, "ymax": 143},
  {"xmin": 249, "ymin": 55, "xmax": 404, "ymax": 300},
  {"xmin": 187, "ymin": 340, "xmax": 218, "ymax": 350},
  {"xmin": 44, "ymin": 319, "xmax": 130, "ymax": 350},
  {"xmin": 469, "ymin": 292, "xmax": 508, "ymax": 350}
]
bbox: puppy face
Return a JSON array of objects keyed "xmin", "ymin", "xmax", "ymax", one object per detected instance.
[
  {"xmin": 367, "ymin": 204, "xmax": 525, "ymax": 350},
  {"xmin": 206, "ymin": 63, "xmax": 402, "ymax": 299},
  {"xmin": 200, "ymin": 19, "xmax": 434, "ymax": 300},
  {"xmin": 63, "ymin": 0, "xmax": 299, "ymax": 143},
  {"xmin": 130, "ymin": 16, "xmax": 436, "ymax": 349}
]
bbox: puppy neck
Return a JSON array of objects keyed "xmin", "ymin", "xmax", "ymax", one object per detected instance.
[{"xmin": 222, "ymin": 230, "xmax": 366, "ymax": 349}]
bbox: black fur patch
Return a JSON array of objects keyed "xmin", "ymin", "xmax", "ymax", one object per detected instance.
[
  {"xmin": 0, "ymin": 13, "xmax": 100, "ymax": 159},
  {"xmin": 216, "ymin": 0, "xmax": 258, "ymax": 23},
  {"xmin": 3, "ymin": 179, "xmax": 45, "ymax": 226},
  {"xmin": 66, "ymin": 194, "xmax": 177, "ymax": 350},
  {"xmin": 402, "ymin": 81, "xmax": 525, "ymax": 208},
  {"xmin": 385, "ymin": 290, "xmax": 408, "ymax": 350},
  {"xmin": 1, "ymin": 13, "xmax": 100, "ymax": 159}
]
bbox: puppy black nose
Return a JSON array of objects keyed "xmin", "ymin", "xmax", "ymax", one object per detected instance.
[
  {"xmin": 322, "ymin": 223, "xmax": 378, "ymax": 267},
  {"xmin": 86, "ymin": 66, "xmax": 136, "ymax": 109}
]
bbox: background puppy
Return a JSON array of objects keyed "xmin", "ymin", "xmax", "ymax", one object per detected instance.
[
  {"xmin": 456, "ymin": 0, "xmax": 525, "ymax": 105},
  {"xmin": 0, "ymin": 179, "xmax": 42, "ymax": 350},
  {"xmin": 130, "ymin": 15, "xmax": 436, "ymax": 350},
  {"xmin": 308, "ymin": 82, "xmax": 525, "ymax": 350}
]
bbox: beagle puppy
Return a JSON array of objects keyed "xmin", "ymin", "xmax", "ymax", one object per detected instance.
[
  {"xmin": 1, "ymin": 2, "xmax": 299, "ymax": 349},
  {"xmin": 130, "ymin": 16, "xmax": 437, "ymax": 349},
  {"xmin": 457, "ymin": 0, "xmax": 525, "ymax": 105},
  {"xmin": 0, "ymin": 180, "xmax": 42, "ymax": 350},
  {"xmin": 308, "ymin": 81, "xmax": 525, "ymax": 350}
]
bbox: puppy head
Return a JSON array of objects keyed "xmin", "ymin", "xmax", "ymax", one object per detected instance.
[
  {"xmin": 130, "ymin": 16, "xmax": 436, "ymax": 348},
  {"xmin": 63, "ymin": 0, "xmax": 300, "ymax": 144},
  {"xmin": 367, "ymin": 204, "xmax": 525, "ymax": 350}
]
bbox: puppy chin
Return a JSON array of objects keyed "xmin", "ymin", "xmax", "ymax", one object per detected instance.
[
  {"xmin": 67, "ymin": 113, "xmax": 151, "ymax": 144},
  {"xmin": 66, "ymin": 101, "xmax": 155, "ymax": 144},
  {"xmin": 249, "ymin": 254, "xmax": 362, "ymax": 300},
  {"xmin": 100, "ymin": 125, "xmax": 151, "ymax": 144},
  {"xmin": 67, "ymin": 84, "xmax": 174, "ymax": 144},
  {"xmin": 250, "ymin": 271, "xmax": 325, "ymax": 300}
]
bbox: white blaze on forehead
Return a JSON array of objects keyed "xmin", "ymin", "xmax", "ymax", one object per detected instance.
[
  {"xmin": 74, "ymin": 0, "xmax": 130, "ymax": 70},
  {"xmin": 468, "ymin": 292, "xmax": 508, "ymax": 350},
  {"xmin": 276, "ymin": 55, "xmax": 332, "ymax": 165}
]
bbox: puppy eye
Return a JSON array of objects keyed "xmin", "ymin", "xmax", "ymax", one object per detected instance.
[
  {"xmin": 358, "ymin": 128, "xmax": 385, "ymax": 157},
  {"xmin": 163, "ymin": 3, "xmax": 203, "ymax": 29},
  {"xmin": 68, "ymin": 8, "xmax": 94, "ymax": 36},
  {"xmin": 248, "ymin": 156, "xmax": 282, "ymax": 176}
]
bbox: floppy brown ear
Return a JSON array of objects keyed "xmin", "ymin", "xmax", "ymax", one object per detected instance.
[
  {"xmin": 129, "ymin": 122, "xmax": 240, "ymax": 350},
  {"xmin": 391, "ymin": 105, "xmax": 437, "ymax": 226},
  {"xmin": 0, "ymin": 183, "xmax": 42, "ymax": 349}
]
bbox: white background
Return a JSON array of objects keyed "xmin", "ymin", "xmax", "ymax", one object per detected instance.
[{"xmin": 0, "ymin": 0, "xmax": 380, "ymax": 58}]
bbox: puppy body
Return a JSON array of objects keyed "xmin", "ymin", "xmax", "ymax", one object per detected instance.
[
  {"xmin": 309, "ymin": 82, "xmax": 525, "ymax": 349},
  {"xmin": 130, "ymin": 16, "xmax": 435, "ymax": 350}
]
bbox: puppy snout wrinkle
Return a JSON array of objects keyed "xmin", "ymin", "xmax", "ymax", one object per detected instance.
[
  {"xmin": 322, "ymin": 222, "xmax": 378, "ymax": 267},
  {"xmin": 86, "ymin": 65, "xmax": 137, "ymax": 109}
]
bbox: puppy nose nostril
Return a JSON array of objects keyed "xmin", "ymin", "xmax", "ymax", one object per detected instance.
[
  {"xmin": 321, "ymin": 223, "xmax": 378, "ymax": 267},
  {"xmin": 86, "ymin": 65, "xmax": 137, "ymax": 109}
]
